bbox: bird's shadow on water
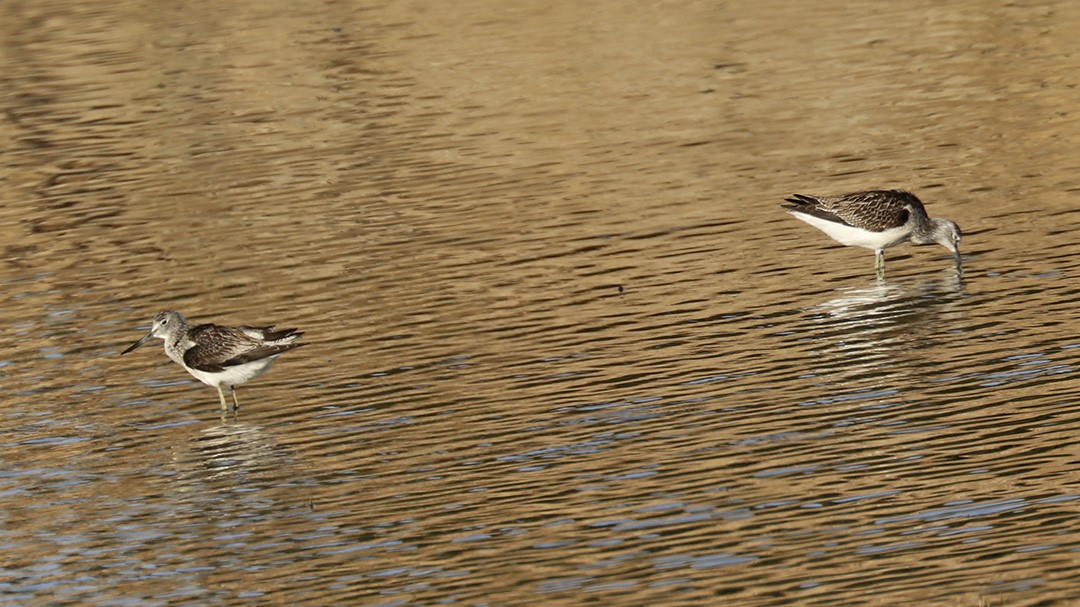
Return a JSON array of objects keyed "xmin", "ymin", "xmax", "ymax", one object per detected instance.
[
  {"xmin": 793, "ymin": 269, "xmax": 967, "ymax": 362},
  {"xmin": 818, "ymin": 269, "xmax": 964, "ymax": 318},
  {"xmin": 160, "ymin": 421, "xmax": 326, "ymax": 516},
  {"xmin": 203, "ymin": 419, "xmax": 307, "ymax": 462}
]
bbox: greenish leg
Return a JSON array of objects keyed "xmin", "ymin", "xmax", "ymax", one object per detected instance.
[
  {"xmin": 875, "ymin": 250, "xmax": 886, "ymax": 280},
  {"xmin": 217, "ymin": 385, "xmax": 228, "ymax": 422},
  {"xmin": 231, "ymin": 388, "xmax": 240, "ymax": 419}
]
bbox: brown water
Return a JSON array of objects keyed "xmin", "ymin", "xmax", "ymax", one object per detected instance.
[{"xmin": 3, "ymin": 0, "xmax": 1080, "ymax": 605}]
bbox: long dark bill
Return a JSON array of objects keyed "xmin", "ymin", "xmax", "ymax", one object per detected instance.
[{"xmin": 121, "ymin": 332, "xmax": 153, "ymax": 355}]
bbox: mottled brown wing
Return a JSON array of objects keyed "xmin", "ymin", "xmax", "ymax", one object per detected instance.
[
  {"xmin": 783, "ymin": 194, "xmax": 848, "ymax": 226},
  {"xmin": 218, "ymin": 343, "xmax": 305, "ymax": 368},
  {"xmin": 821, "ymin": 190, "xmax": 919, "ymax": 233},
  {"xmin": 182, "ymin": 323, "xmax": 263, "ymax": 372},
  {"xmin": 238, "ymin": 325, "xmax": 304, "ymax": 342}
]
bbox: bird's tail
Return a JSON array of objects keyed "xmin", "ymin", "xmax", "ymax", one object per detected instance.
[
  {"xmin": 783, "ymin": 194, "xmax": 820, "ymax": 207},
  {"xmin": 241, "ymin": 325, "xmax": 304, "ymax": 344}
]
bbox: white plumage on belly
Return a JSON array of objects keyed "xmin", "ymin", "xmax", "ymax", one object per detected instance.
[
  {"xmin": 789, "ymin": 212, "xmax": 911, "ymax": 251},
  {"xmin": 181, "ymin": 355, "xmax": 280, "ymax": 388}
]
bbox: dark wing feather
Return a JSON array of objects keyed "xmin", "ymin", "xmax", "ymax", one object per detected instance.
[
  {"xmin": 784, "ymin": 190, "xmax": 919, "ymax": 233},
  {"xmin": 183, "ymin": 323, "xmax": 307, "ymax": 372},
  {"xmin": 270, "ymin": 328, "xmax": 303, "ymax": 341},
  {"xmin": 827, "ymin": 190, "xmax": 916, "ymax": 232},
  {"xmin": 782, "ymin": 194, "xmax": 851, "ymax": 226},
  {"xmin": 182, "ymin": 324, "xmax": 261, "ymax": 372},
  {"xmin": 237, "ymin": 325, "xmax": 304, "ymax": 341},
  {"xmin": 218, "ymin": 342, "xmax": 305, "ymax": 368}
]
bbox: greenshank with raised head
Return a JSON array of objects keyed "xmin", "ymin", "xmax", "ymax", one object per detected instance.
[{"xmin": 122, "ymin": 310, "xmax": 306, "ymax": 420}]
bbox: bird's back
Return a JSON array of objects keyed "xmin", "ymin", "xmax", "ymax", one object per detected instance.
[
  {"xmin": 783, "ymin": 190, "xmax": 921, "ymax": 233},
  {"xmin": 183, "ymin": 323, "xmax": 306, "ymax": 373}
]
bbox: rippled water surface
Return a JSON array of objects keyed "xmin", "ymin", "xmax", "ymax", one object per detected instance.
[{"xmin": 4, "ymin": 0, "xmax": 1080, "ymax": 605}]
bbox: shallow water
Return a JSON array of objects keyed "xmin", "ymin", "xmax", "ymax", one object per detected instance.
[{"xmin": 3, "ymin": 0, "xmax": 1080, "ymax": 605}]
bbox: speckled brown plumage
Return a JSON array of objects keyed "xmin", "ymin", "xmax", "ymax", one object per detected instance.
[
  {"xmin": 121, "ymin": 310, "xmax": 307, "ymax": 419},
  {"xmin": 183, "ymin": 323, "xmax": 305, "ymax": 373},
  {"xmin": 781, "ymin": 189, "xmax": 963, "ymax": 275},
  {"xmin": 783, "ymin": 190, "xmax": 922, "ymax": 233}
]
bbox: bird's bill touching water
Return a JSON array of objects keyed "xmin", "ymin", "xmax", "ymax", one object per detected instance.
[
  {"xmin": 946, "ymin": 226, "xmax": 963, "ymax": 272},
  {"xmin": 926, "ymin": 217, "xmax": 962, "ymax": 272},
  {"xmin": 121, "ymin": 331, "xmax": 154, "ymax": 355}
]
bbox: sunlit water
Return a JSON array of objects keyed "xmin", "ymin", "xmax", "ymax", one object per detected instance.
[{"xmin": 3, "ymin": 0, "xmax": 1080, "ymax": 605}]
